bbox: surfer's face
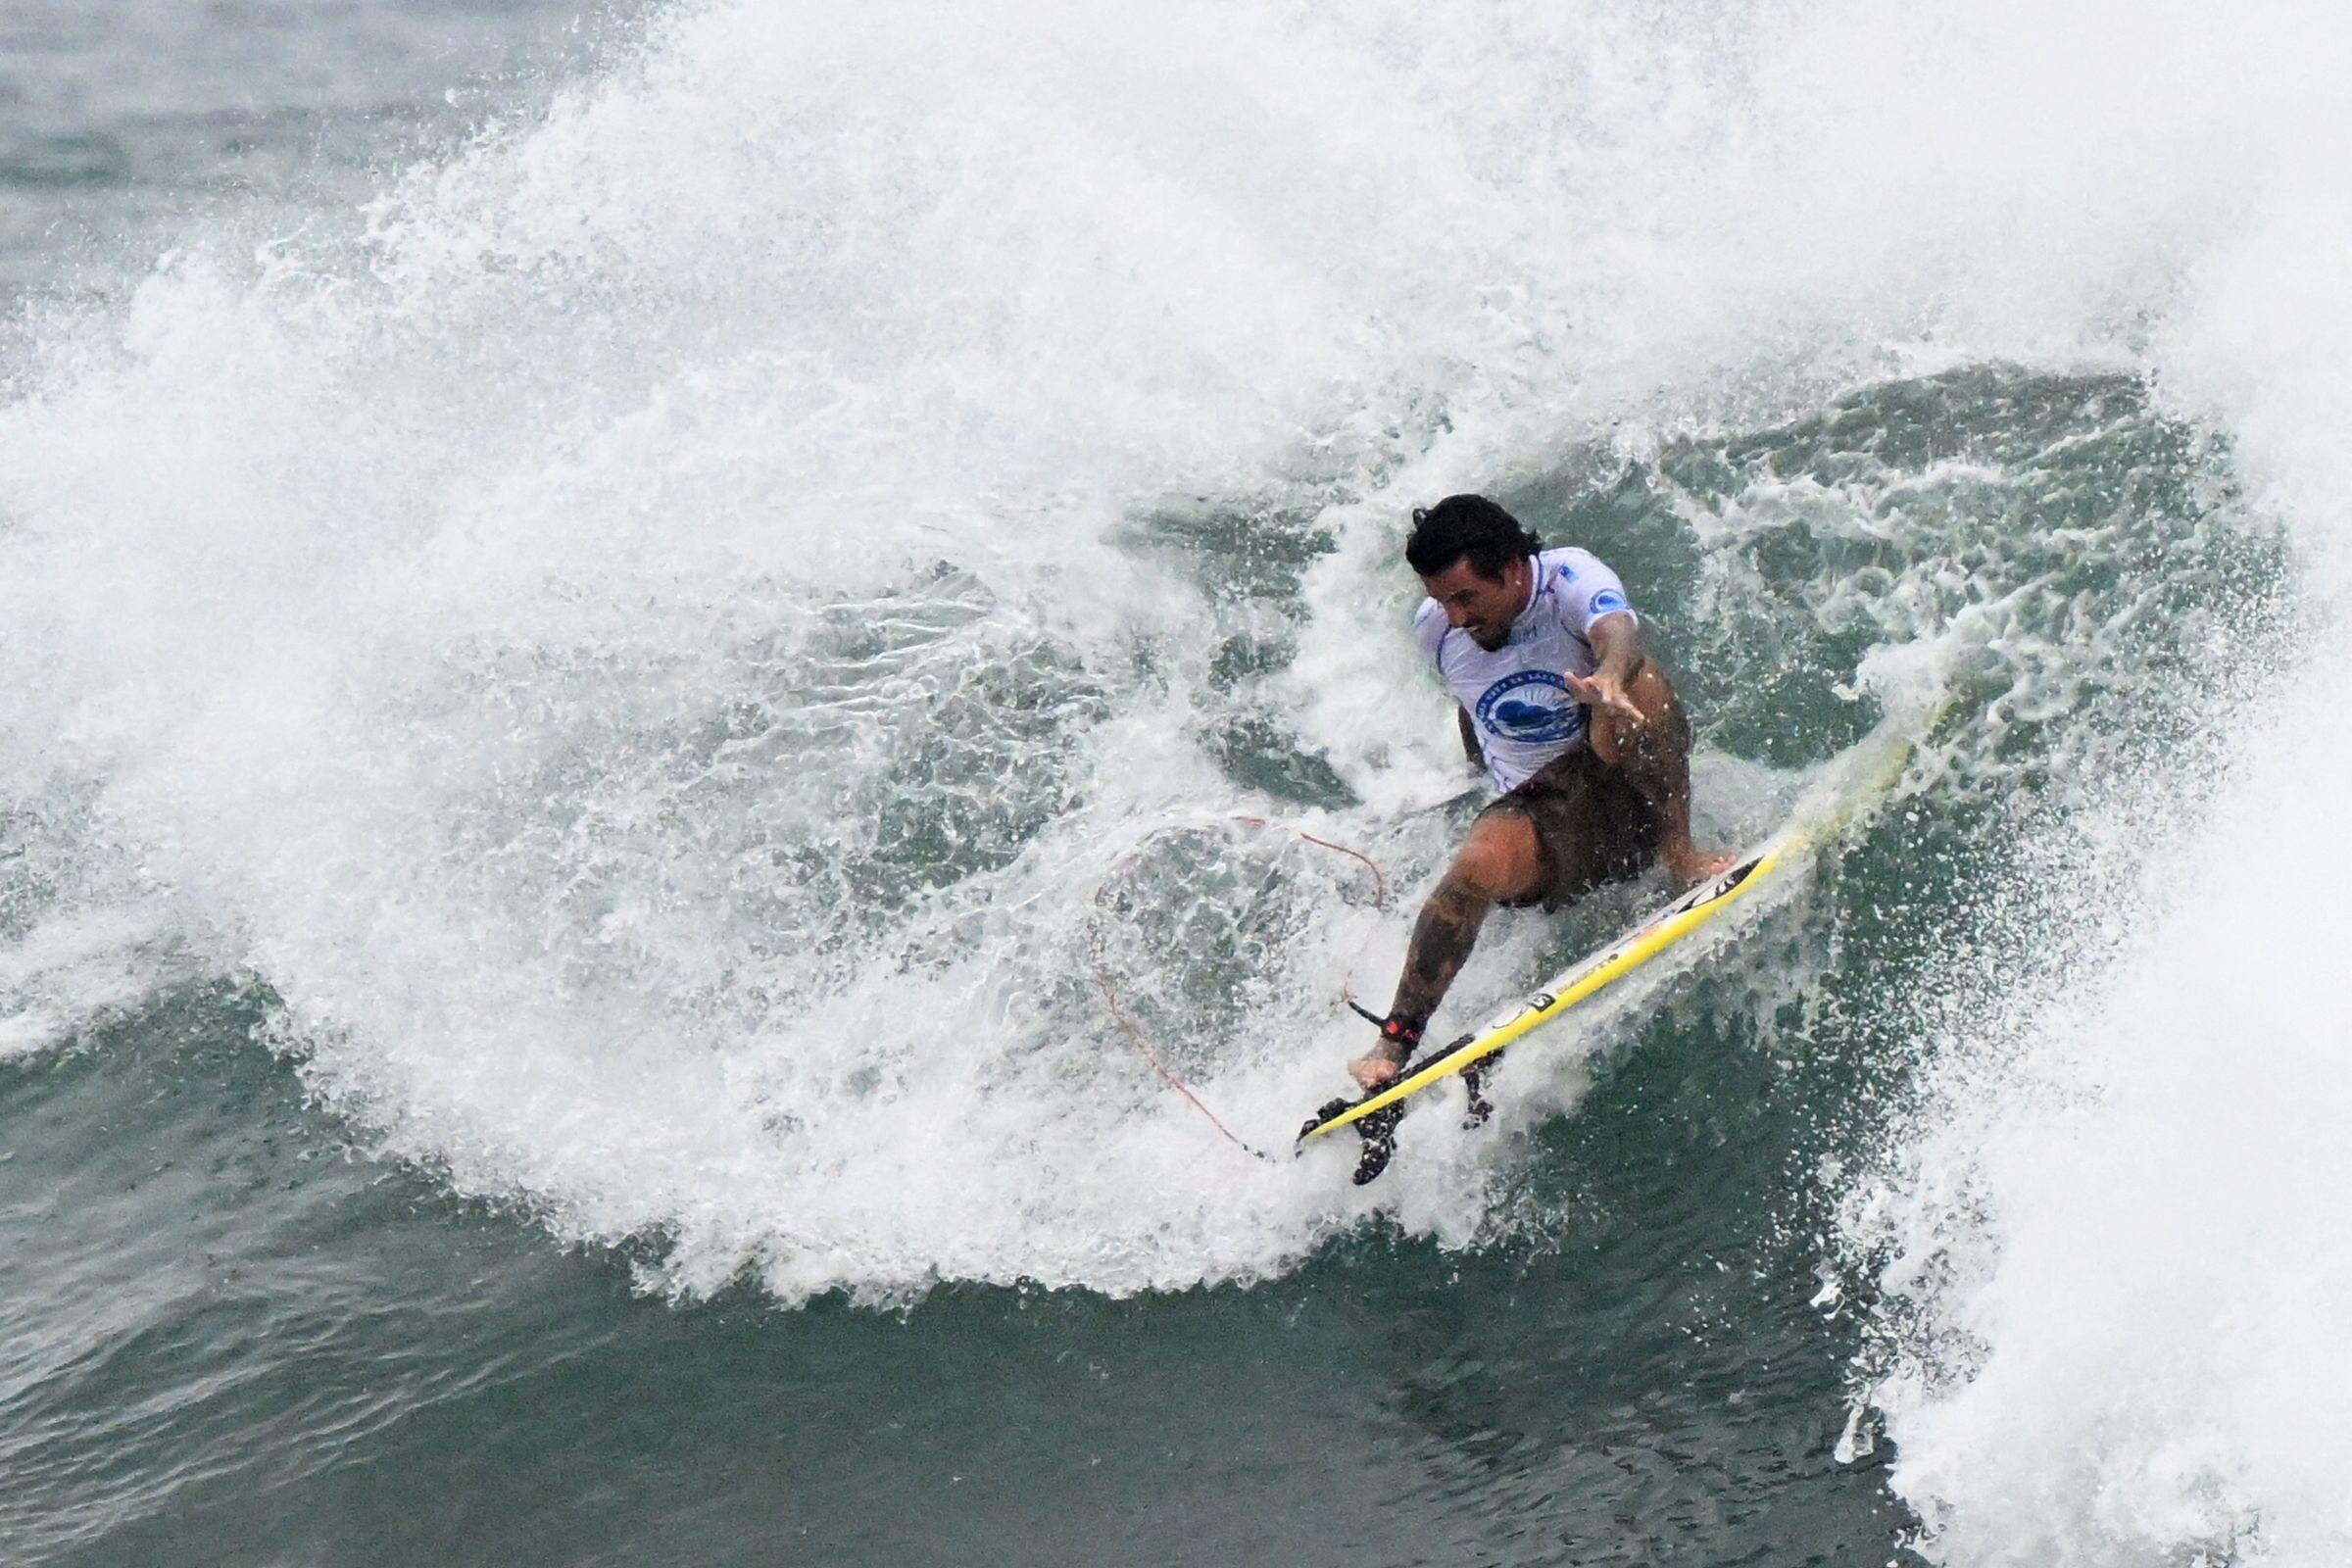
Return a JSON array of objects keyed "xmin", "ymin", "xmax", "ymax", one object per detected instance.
[{"xmin": 1422, "ymin": 556, "xmax": 1532, "ymax": 652}]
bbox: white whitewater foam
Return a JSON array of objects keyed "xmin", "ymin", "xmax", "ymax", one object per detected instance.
[
  {"xmin": 1847, "ymin": 649, "xmax": 2352, "ymax": 1566},
  {"xmin": 0, "ymin": 0, "xmax": 2338, "ymax": 1424},
  {"xmin": 1832, "ymin": 10, "xmax": 2352, "ymax": 1559}
]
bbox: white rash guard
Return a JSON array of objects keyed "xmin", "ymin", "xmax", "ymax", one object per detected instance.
[{"xmin": 1411, "ymin": 547, "xmax": 1638, "ymax": 792}]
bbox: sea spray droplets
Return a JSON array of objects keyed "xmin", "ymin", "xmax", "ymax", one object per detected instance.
[{"xmin": 0, "ymin": 0, "xmax": 2325, "ymax": 1325}]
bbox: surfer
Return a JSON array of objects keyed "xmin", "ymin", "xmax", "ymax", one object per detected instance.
[{"xmin": 1348, "ymin": 495, "xmax": 1735, "ymax": 1092}]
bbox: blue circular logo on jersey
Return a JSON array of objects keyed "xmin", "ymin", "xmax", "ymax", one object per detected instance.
[{"xmin": 1475, "ymin": 669, "xmax": 1583, "ymax": 744}]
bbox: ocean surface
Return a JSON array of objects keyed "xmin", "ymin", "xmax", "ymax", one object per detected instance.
[{"xmin": 3, "ymin": 3, "xmax": 2346, "ymax": 1564}]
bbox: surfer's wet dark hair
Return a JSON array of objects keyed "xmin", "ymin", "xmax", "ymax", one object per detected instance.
[{"xmin": 1404, "ymin": 495, "xmax": 1544, "ymax": 581}]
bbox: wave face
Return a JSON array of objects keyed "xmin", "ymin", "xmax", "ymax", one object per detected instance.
[
  {"xmin": 2, "ymin": 1, "xmax": 2348, "ymax": 1558},
  {"xmin": 1808, "ymin": 14, "xmax": 2352, "ymax": 1568}
]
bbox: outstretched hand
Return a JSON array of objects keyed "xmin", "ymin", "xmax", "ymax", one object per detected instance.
[{"xmin": 1563, "ymin": 668, "xmax": 1642, "ymax": 726}]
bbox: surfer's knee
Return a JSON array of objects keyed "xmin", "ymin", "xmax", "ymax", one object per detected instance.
[
  {"xmin": 1589, "ymin": 708, "xmax": 1629, "ymax": 767},
  {"xmin": 1449, "ymin": 812, "xmax": 1541, "ymax": 904},
  {"xmin": 1596, "ymin": 663, "xmax": 1690, "ymax": 775},
  {"xmin": 1631, "ymin": 662, "xmax": 1687, "ymax": 731}
]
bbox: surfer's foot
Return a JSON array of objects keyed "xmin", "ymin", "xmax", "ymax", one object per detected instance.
[
  {"xmin": 1662, "ymin": 841, "xmax": 1738, "ymax": 890},
  {"xmin": 1347, "ymin": 1012, "xmax": 1425, "ymax": 1091},
  {"xmin": 1348, "ymin": 1047, "xmax": 1406, "ymax": 1092}
]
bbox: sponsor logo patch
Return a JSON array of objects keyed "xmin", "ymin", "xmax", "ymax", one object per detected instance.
[
  {"xmin": 1475, "ymin": 668, "xmax": 1583, "ymax": 744},
  {"xmin": 1590, "ymin": 587, "xmax": 1629, "ymax": 615}
]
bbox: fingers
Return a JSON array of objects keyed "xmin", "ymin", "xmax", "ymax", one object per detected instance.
[
  {"xmin": 1568, "ymin": 670, "xmax": 1647, "ymax": 733},
  {"xmin": 1584, "ymin": 680, "xmax": 1644, "ymax": 723}
]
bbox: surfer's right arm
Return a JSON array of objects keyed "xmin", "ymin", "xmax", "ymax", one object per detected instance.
[
  {"xmin": 1412, "ymin": 598, "xmax": 1481, "ymax": 776},
  {"xmin": 1456, "ymin": 706, "xmax": 1484, "ymax": 772}
]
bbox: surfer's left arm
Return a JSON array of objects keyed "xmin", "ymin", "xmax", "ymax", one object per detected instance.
[{"xmin": 1563, "ymin": 612, "xmax": 1648, "ymax": 726}]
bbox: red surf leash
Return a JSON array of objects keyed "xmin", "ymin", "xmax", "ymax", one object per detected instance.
[{"xmin": 1088, "ymin": 817, "xmax": 1391, "ymax": 1162}]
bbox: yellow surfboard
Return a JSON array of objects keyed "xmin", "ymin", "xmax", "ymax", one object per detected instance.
[{"xmin": 1298, "ymin": 710, "xmax": 1933, "ymax": 1173}]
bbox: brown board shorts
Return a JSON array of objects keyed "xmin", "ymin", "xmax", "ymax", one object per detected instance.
[{"xmin": 1477, "ymin": 742, "xmax": 1664, "ymax": 911}]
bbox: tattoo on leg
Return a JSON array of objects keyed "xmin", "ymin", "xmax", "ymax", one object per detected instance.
[{"xmin": 1389, "ymin": 875, "xmax": 1494, "ymax": 1027}]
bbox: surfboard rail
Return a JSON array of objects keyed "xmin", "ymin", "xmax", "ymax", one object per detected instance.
[
  {"xmin": 1297, "ymin": 703, "xmax": 1937, "ymax": 1153},
  {"xmin": 1297, "ymin": 839, "xmax": 1790, "ymax": 1143}
]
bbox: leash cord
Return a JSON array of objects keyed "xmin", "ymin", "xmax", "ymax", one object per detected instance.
[{"xmin": 1088, "ymin": 817, "xmax": 1391, "ymax": 1162}]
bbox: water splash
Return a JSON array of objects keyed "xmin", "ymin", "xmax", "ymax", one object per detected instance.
[{"xmin": 0, "ymin": 0, "xmax": 2330, "ymax": 1395}]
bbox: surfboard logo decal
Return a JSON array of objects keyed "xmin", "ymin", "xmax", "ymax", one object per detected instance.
[
  {"xmin": 1480, "ymin": 993, "xmax": 1555, "ymax": 1034},
  {"xmin": 1298, "ymin": 699, "xmax": 1946, "ymax": 1161}
]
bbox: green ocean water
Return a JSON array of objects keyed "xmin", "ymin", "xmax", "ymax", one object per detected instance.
[
  {"xmin": 4, "ymin": 368, "xmax": 2288, "ymax": 1564},
  {"xmin": 1, "ymin": 4, "xmax": 2327, "ymax": 1565},
  {"xmin": 8, "ymin": 977, "xmax": 1922, "ymax": 1565}
]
